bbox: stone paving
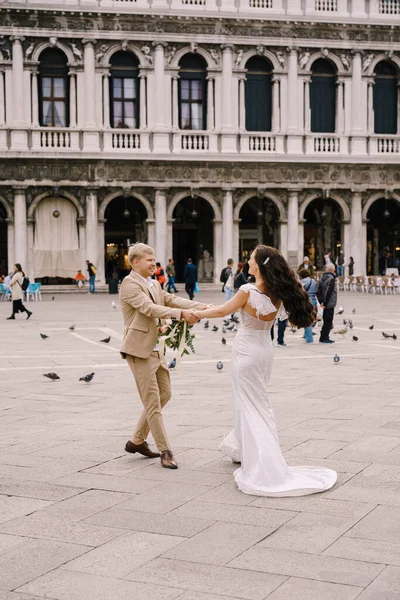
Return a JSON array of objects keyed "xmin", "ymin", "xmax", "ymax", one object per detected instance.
[{"xmin": 1, "ymin": 288, "xmax": 400, "ymax": 600}]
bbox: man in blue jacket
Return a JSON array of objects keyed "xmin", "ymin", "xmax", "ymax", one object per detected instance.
[
  {"xmin": 317, "ymin": 264, "xmax": 337, "ymax": 344},
  {"xmin": 184, "ymin": 258, "xmax": 197, "ymax": 300}
]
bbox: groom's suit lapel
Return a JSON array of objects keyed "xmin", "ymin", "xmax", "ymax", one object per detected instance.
[{"xmin": 131, "ymin": 271, "xmax": 157, "ymax": 303}]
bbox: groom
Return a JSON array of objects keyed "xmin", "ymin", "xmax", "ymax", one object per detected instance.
[{"xmin": 119, "ymin": 243, "xmax": 205, "ymax": 469}]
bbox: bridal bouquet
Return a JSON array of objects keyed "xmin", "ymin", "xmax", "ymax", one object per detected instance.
[{"xmin": 158, "ymin": 319, "xmax": 195, "ymax": 375}]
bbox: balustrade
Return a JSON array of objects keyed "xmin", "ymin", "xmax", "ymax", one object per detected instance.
[{"xmin": 31, "ymin": 128, "xmax": 80, "ymax": 151}]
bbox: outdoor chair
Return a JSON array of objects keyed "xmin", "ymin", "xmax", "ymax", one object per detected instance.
[{"xmin": 0, "ymin": 284, "xmax": 11, "ymax": 301}]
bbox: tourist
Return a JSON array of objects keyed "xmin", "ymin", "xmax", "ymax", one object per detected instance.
[
  {"xmin": 184, "ymin": 258, "xmax": 197, "ymax": 300},
  {"xmin": 166, "ymin": 259, "xmax": 177, "ymax": 293},
  {"xmin": 348, "ymin": 256, "xmax": 354, "ymax": 276},
  {"xmin": 222, "ymin": 259, "xmax": 235, "ymax": 302},
  {"xmin": 154, "ymin": 262, "xmax": 166, "ymax": 290},
  {"xmin": 337, "ymin": 250, "xmax": 345, "ymax": 276},
  {"xmin": 297, "ymin": 256, "xmax": 315, "ymax": 277},
  {"xmin": 270, "ymin": 308, "xmax": 288, "ymax": 346},
  {"xmin": 220, "ymin": 259, "xmax": 234, "ymax": 295},
  {"xmin": 234, "ymin": 262, "xmax": 247, "ymax": 291},
  {"xmin": 86, "ymin": 260, "xmax": 96, "ymax": 294},
  {"xmin": 317, "ymin": 264, "xmax": 337, "ymax": 344},
  {"xmin": 6, "ymin": 264, "xmax": 32, "ymax": 321},
  {"xmin": 299, "ymin": 268, "xmax": 318, "ymax": 343},
  {"xmin": 74, "ymin": 270, "xmax": 87, "ymax": 288}
]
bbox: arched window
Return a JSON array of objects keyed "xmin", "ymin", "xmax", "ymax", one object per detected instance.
[
  {"xmin": 374, "ymin": 61, "xmax": 398, "ymax": 135},
  {"xmin": 245, "ymin": 56, "xmax": 273, "ymax": 132},
  {"xmin": 179, "ymin": 54, "xmax": 207, "ymax": 131},
  {"xmin": 110, "ymin": 51, "xmax": 139, "ymax": 129},
  {"xmin": 310, "ymin": 59, "xmax": 337, "ymax": 133},
  {"xmin": 38, "ymin": 48, "xmax": 69, "ymax": 127}
]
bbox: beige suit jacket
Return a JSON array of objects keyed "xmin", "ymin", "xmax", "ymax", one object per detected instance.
[{"xmin": 119, "ymin": 271, "xmax": 205, "ymax": 359}]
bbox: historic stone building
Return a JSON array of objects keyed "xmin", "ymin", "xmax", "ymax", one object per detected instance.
[{"xmin": 0, "ymin": 0, "xmax": 400, "ymax": 283}]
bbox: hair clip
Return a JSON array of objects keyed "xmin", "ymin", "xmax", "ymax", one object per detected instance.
[{"xmin": 263, "ymin": 257, "xmax": 270, "ymax": 266}]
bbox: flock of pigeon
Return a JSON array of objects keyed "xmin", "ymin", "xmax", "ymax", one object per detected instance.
[{"xmin": 41, "ymin": 302, "xmax": 118, "ymax": 383}]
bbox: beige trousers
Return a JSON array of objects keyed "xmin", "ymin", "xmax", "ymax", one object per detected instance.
[{"xmin": 126, "ymin": 351, "xmax": 172, "ymax": 452}]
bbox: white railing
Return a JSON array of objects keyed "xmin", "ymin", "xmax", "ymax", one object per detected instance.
[
  {"xmin": 30, "ymin": 128, "xmax": 80, "ymax": 151},
  {"xmin": 315, "ymin": 0, "xmax": 338, "ymax": 9},
  {"xmin": 111, "ymin": 131, "xmax": 140, "ymax": 150},
  {"xmin": 181, "ymin": 0, "xmax": 206, "ymax": 4},
  {"xmin": 249, "ymin": 0, "xmax": 273, "ymax": 7},
  {"xmin": 376, "ymin": 137, "xmax": 400, "ymax": 153},
  {"xmin": 246, "ymin": 134, "xmax": 276, "ymax": 152},
  {"xmin": 379, "ymin": 0, "xmax": 400, "ymax": 12},
  {"xmin": 181, "ymin": 133, "xmax": 209, "ymax": 151},
  {"xmin": 313, "ymin": 136, "xmax": 340, "ymax": 152}
]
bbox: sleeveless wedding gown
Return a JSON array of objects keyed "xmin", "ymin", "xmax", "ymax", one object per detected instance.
[{"xmin": 219, "ymin": 283, "xmax": 337, "ymax": 497}]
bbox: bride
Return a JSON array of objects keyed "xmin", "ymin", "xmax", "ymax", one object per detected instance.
[{"xmin": 195, "ymin": 245, "xmax": 337, "ymax": 497}]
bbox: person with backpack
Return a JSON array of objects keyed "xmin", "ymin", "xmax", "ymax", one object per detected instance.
[
  {"xmin": 7, "ymin": 264, "xmax": 32, "ymax": 320},
  {"xmin": 317, "ymin": 263, "xmax": 337, "ymax": 344},
  {"xmin": 220, "ymin": 258, "xmax": 235, "ymax": 301},
  {"xmin": 299, "ymin": 268, "xmax": 318, "ymax": 343},
  {"xmin": 86, "ymin": 260, "xmax": 96, "ymax": 294},
  {"xmin": 154, "ymin": 262, "xmax": 167, "ymax": 290}
]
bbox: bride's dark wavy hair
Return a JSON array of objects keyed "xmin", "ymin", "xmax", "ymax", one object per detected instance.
[{"xmin": 254, "ymin": 245, "xmax": 315, "ymax": 329}]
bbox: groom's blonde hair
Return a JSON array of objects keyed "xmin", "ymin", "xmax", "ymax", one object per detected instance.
[{"xmin": 128, "ymin": 243, "xmax": 155, "ymax": 266}]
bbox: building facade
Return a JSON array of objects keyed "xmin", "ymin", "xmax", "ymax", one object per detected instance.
[{"xmin": 0, "ymin": 0, "xmax": 400, "ymax": 283}]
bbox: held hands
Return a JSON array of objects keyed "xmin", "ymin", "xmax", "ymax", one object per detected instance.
[{"xmin": 182, "ymin": 309, "xmax": 199, "ymax": 325}]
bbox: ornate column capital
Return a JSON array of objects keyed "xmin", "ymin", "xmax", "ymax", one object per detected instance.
[
  {"xmin": 10, "ymin": 36, "xmax": 25, "ymax": 44},
  {"xmin": 220, "ymin": 44, "xmax": 234, "ymax": 53}
]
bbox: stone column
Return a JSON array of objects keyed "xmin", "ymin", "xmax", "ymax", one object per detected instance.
[
  {"xmin": 213, "ymin": 219, "xmax": 223, "ymax": 285},
  {"xmin": 146, "ymin": 219, "xmax": 156, "ymax": 249},
  {"xmin": 69, "ymin": 71, "xmax": 77, "ymax": 128},
  {"xmin": 83, "ymin": 40, "xmax": 96, "ymax": 128},
  {"xmin": 222, "ymin": 190, "xmax": 234, "ymax": 263},
  {"xmin": 239, "ymin": 77, "xmax": 246, "ymax": 131},
  {"xmin": 272, "ymin": 76, "xmax": 280, "ymax": 133},
  {"xmin": 233, "ymin": 219, "xmax": 240, "ymax": 263},
  {"xmin": 207, "ymin": 77, "xmax": 214, "ymax": 131},
  {"xmin": 103, "ymin": 73, "xmax": 110, "ymax": 127},
  {"xmin": 97, "ymin": 219, "xmax": 106, "ymax": 284},
  {"xmin": 350, "ymin": 191, "xmax": 364, "ymax": 276},
  {"xmin": 336, "ymin": 78, "xmax": 345, "ymax": 134},
  {"xmin": 14, "ymin": 188, "xmax": 27, "ymax": 269},
  {"xmin": 6, "ymin": 219, "xmax": 14, "ymax": 273},
  {"xmin": 343, "ymin": 220, "xmax": 351, "ymax": 272},
  {"xmin": 279, "ymin": 221, "xmax": 288, "ymax": 260},
  {"xmin": 171, "ymin": 76, "xmax": 179, "ymax": 129},
  {"xmin": 167, "ymin": 219, "xmax": 174, "ymax": 263},
  {"xmin": 298, "ymin": 218, "xmax": 305, "ymax": 264},
  {"xmin": 351, "ymin": 51, "xmax": 366, "ymax": 154},
  {"xmin": 221, "ymin": 44, "xmax": 233, "ymax": 130},
  {"xmin": 155, "ymin": 189, "xmax": 167, "ymax": 267},
  {"xmin": 287, "ymin": 48, "xmax": 302, "ymax": 153},
  {"xmin": 304, "ymin": 77, "xmax": 311, "ymax": 133},
  {"xmin": 139, "ymin": 74, "xmax": 147, "ymax": 129},
  {"xmin": 0, "ymin": 71, "xmax": 5, "ymax": 126},
  {"xmin": 77, "ymin": 217, "xmax": 86, "ymax": 272},
  {"xmin": 10, "ymin": 36, "xmax": 28, "ymax": 150},
  {"xmin": 287, "ymin": 190, "xmax": 300, "ymax": 268},
  {"xmin": 31, "ymin": 70, "xmax": 39, "ymax": 127},
  {"xmin": 367, "ymin": 80, "xmax": 374, "ymax": 135},
  {"xmin": 153, "ymin": 43, "xmax": 166, "ymax": 129},
  {"xmin": 85, "ymin": 189, "xmax": 98, "ymax": 275}
]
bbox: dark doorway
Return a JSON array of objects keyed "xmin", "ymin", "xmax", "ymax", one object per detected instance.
[
  {"xmin": 0, "ymin": 203, "xmax": 7, "ymax": 276},
  {"xmin": 367, "ymin": 198, "xmax": 400, "ymax": 275},
  {"xmin": 239, "ymin": 197, "xmax": 279, "ymax": 261},
  {"xmin": 304, "ymin": 198, "xmax": 343, "ymax": 270},
  {"xmin": 173, "ymin": 197, "xmax": 214, "ymax": 282},
  {"xmin": 104, "ymin": 196, "xmax": 147, "ymax": 281}
]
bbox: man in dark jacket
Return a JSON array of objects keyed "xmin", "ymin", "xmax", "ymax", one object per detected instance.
[
  {"xmin": 317, "ymin": 264, "xmax": 337, "ymax": 344},
  {"xmin": 184, "ymin": 258, "xmax": 197, "ymax": 300}
]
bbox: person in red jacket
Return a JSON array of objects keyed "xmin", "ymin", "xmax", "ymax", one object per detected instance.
[{"xmin": 154, "ymin": 263, "xmax": 167, "ymax": 290}]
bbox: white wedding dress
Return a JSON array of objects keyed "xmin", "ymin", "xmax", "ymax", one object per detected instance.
[{"xmin": 220, "ymin": 283, "xmax": 337, "ymax": 497}]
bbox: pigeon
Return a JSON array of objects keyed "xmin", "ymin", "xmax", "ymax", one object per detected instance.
[
  {"xmin": 69, "ymin": 325, "xmax": 75, "ymax": 331},
  {"xmin": 40, "ymin": 333, "xmax": 49, "ymax": 339},
  {"xmin": 337, "ymin": 306, "xmax": 344, "ymax": 315},
  {"xmin": 226, "ymin": 323, "xmax": 235, "ymax": 331},
  {"xmin": 212, "ymin": 325, "xmax": 218, "ymax": 332},
  {"xmin": 221, "ymin": 337, "xmax": 226, "ymax": 345},
  {"xmin": 51, "ymin": 296, "xmax": 55, "ymax": 301},
  {"xmin": 352, "ymin": 335, "xmax": 359, "ymax": 342},
  {"xmin": 352, "ymin": 309, "xmax": 356, "ymax": 314},
  {"xmin": 168, "ymin": 358, "xmax": 176, "ymax": 370},
  {"xmin": 369, "ymin": 325, "xmax": 374, "ymax": 330},
  {"xmin": 216, "ymin": 361, "xmax": 223, "ymax": 371},
  {"xmin": 100, "ymin": 336, "xmax": 111, "ymax": 343},
  {"xmin": 79, "ymin": 373, "xmax": 95, "ymax": 383},
  {"xmin": 348, "ymin": 320, "xmax": 354, "ymax": 330},
  {"xmin": 43, "ymin": 372, "xmax": 60, "ymax": 381},
  {"xmin": 230, "ymin": 314, "xmax": 240, "ymax": 324},
  {"xmin": 333, "ymin": 354, "xmax": 340, "ymax": 363},
  {"xmin": 393, "ymin": 334, "xmax": 398, "ymax": 340},
  {"xmin": 343, "ymin": 319, "xmax": 348, "ymax": 326},
  {"xmin": 223, "ymin": 319, "xmax": 230, "ymax": 327},
  {"xmin": 204, "ymin": 320, "xmax": 210, "ymax": 329},
  {"xmin": 382, "ymin": 332, "xmax": 391, "ymax": 339},
  {"xmin": 222, "ymin": 327, "xmax": 227, "ymax": 334},
  {"xmin": 111, "ymin": 301, "xmax": 117, "ymax": 310}
]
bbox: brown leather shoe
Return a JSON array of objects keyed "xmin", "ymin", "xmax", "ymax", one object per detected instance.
[
  {"xmin": 161, "ymin": 450, "xmax": 178, "ymax": 469},
  {"xmin": 125, "ymin": 440, "xmax": 160, "ymax": 458}
]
